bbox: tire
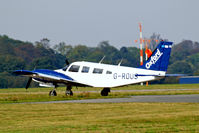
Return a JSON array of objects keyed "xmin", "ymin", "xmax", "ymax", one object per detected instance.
[
  {"xmin": 53, "ymin": 90, "xmax": 57, "ymax": 96},
  {"xmin": 49, "ymin": 90, "xmax": 57, "ymax": 96},
  {"xmin": 66, "ymin": 90, "xmax": 73, "ymax": 96},
  {"xmin": 101, "ymin": 89, "xmax": 108, "ymax": 96},
  {"xmin": 49, "ymin": 91, "xmax": 52, "ymax": 96}
]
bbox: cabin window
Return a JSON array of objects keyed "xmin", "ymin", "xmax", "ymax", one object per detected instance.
[
  {"xmin": 68, "ymin": 65, "xmax": 80, "ymax": 72},
  {"xmin": 93, "ymin": 68, "xmax": 103, "ymax": 74},
  {"xmin": 106, "ymin": 71, "xmax": 112, "ymax": 74},
  {"xmin": 81, "ymin": 66, "xmax": 90, "ymax": 73}
]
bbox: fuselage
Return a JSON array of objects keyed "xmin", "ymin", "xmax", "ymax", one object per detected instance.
[{"xmin": 55, "ymin": 61, "xmax": 165, "ymax": 88}]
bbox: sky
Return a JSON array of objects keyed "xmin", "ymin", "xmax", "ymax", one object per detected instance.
[{"xmin": 0, "ymin": 0, "xmax": 198, "ymax": 48}]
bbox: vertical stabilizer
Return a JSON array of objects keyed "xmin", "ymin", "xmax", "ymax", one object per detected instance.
[{"xmin": 139, "ymin": 41, "xmax": 173, "ymax": 72}]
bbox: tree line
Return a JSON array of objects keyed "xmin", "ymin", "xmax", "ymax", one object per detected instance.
[{"xmin": 0, "ymin": 34, "xmax": 199, "ymax": 88}]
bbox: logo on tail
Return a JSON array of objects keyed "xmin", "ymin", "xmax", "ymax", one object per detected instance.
[{"xmin": 145, "ymin": 49, "xmax": 163, "ymax": 69}]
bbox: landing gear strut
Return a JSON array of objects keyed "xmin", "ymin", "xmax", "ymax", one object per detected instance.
[
  {"xmin": 101, "ymin": 88, "xmax": 110, "ymax": 96},
  {"xmin": 66, "ymin": 85, "xmax": 73, "ymax": 96},
  {"xmin": 49, "ymin": 84, "xmax": 58, "ymax": 96},
  {"xmin": 49, "ymin": 88, "xmax": 57, "ymax": 96}
]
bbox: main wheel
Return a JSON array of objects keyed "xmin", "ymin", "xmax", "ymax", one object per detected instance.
[
  {"xmin": 49, "ymin": 90, "xmax": 57, "ymax": 96},
  {"xmin": 65, "ymin": 90, "xmax": 73, "ymax": 96},
  {"xmin": 101, "ymin": 88, "xmax": 110, "ymax": 96}
]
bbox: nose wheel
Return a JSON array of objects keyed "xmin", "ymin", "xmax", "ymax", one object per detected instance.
[
  {"xmin": 101, "ymin": 88, "xmax": 110, "ymax": 96},
  {"xmin": 49, "ymin": 84, "xmax": 58, "ymax": 96},
  {"xmin": 49, "ymin": 89, "xmax": 57, "ymax": 96}
]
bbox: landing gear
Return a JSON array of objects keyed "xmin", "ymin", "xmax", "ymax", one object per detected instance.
[
  {"xmin": 65, "ymin": 85, "xmax": 73, "ymax": 96},
  {"xmin": 49, "ymin": 89, "xmax": 57, "ymax": 96},
  {"xmin": 49, "ymin": 84, "xmax": 58, "ymax": 96},
  {"xmin": 101, "ymin": 88, "xmax": 110, "ymax": 96}
]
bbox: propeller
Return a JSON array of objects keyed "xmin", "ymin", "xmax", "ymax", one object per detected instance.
[
  {"xmin": 65, "ymin": 59, "xmax": 70, "ymax": 65},
  {"xmin": 26, "ymin": 77, "xmax": 32, "ymax": 89}
]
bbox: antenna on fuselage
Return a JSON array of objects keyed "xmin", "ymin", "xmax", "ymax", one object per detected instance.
[
  {"xmin": 118, "ymin": 59, "xmax": 123, "ymax": 66},
  {"xmin": 99, "ymin": 56, "xmax": 106, "ymax": 64}
]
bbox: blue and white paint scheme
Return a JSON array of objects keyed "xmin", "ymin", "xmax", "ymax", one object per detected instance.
[{"xmin": 13, "ymin": 41, "xmax": 173, "ymax": 96}]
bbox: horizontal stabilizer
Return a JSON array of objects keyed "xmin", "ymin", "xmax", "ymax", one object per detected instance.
[
  {"xmin": 135, "ymin": 74, "xmax": 164, "ymax": 77},
  {"xmin": 135, "ymin": 74, "xmax": 188, "ymax": 77},
  {"xmin": 135, "ymin": 74, "xmax": 187, "ymax": 77},
  {"xmin": 165, "ymin": 74, "xmax": 187, "ymax": 77}
]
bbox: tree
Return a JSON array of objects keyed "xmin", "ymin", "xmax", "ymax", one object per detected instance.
[
  {"xmin": 167, "ymin": 61, "xmax": 193, "ymax": 74},
  {"xmin": 53, "ymin": 42, "xmax": 72, "ymax": 56},
  {"xmin": 119, "ymin": 47, "xmax": 139, "ymax": 67},
  {"xmin": 67, "ymin": 45, "xmax": 90, "ymax": 62},
  {"xmin": 170, "ymin": 40, "xmax": 195, "ymax": 64},
  {"xmin": 0, "ymin": 55, "xmax": 25, "ymax": 73},
  {"xmin": 149, "ymin": 33, "xmax": 162, "ymax": 51},
  {"xmin": 97, "ymin": 41, "xmax": 121, "ymax": 64},
  {"xmin": 35, "ymin": 38, "xmax": 50, "ymax": 49}
]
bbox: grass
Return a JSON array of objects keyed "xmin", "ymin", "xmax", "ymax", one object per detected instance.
[
  {"xmin": 1, "ymin": 84, "xmax": 199, "ymax": 93},
  {"xmin": 0, "ymin": 84, "xmax": 199, "ymax": 103},
  {"xmin": 1, "ymin": 84, "xmax": 199, "ymax": 132},
  {"xmin": 0, "ymin": 103, "xmax": 199, "ymax": 132}
]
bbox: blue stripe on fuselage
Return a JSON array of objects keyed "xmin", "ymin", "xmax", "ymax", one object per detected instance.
[{"xmin": 33, "ymin": 69, "xmax": 73, "ymax": 81}]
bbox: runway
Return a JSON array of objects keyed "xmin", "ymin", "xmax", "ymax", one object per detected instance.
[{"xmin": 18, "ymin": 94, "xmax": 199, "ymax": 104}]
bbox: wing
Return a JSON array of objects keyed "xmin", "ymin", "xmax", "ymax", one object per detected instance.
[{"xmin": 13, "ymin": 69, "xmax": 87, "ymax": 86}]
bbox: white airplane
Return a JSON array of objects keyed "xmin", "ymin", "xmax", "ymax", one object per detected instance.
[{"xmin": 13, "ymin": 41, "xmax": 174, "ymax": 96}]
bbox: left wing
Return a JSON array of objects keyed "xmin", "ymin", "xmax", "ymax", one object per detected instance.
[
  {"xmin": 13, "ymin": 69, "xmax": 73, "ymax": 83},
  {"xmin": 13, "ymin": 69, "xmax": 88, "ymax": 87}
]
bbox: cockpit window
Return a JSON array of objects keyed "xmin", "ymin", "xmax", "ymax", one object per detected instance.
[
  {"xmin": 93, "ymin": 68, "xmax": 103, "ymax": 74},
  {"xmin": 81, "ymin": 66, "xmax": 90, "ymax": 73},
  {"xmin": 106, "ymin": 71, "xmax": 112, "ymax": 74},
  {"xmin": 68, "ymin": 65, "xmax": 80, "ymax": 72},
  {"xmin": 62, "ymin": 65, "xmax": 69, "ymax": 71}
]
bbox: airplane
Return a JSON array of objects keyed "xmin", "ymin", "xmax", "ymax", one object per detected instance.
[{"xmin": 13, "ymin": 41, "xmax": 174, "ymax": 96}]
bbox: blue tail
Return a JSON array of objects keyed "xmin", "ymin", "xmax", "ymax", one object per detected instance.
[{"xmin": 139, "ymin": 41, "xmax": 173, "ymax": 72}]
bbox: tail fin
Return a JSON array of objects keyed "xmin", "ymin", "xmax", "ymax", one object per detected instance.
[{"xmin": 139, "ymin": 41, "xmax": 173, "ymax": 72}]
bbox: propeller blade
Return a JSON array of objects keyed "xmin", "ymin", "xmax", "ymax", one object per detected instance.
[
  {"xmin": 65, "ymin": 59, "xmax": 70, "ymax": 65},
  {"xmin": 26, "ymin": 77, "xmax": 32, "ymax": 89}
]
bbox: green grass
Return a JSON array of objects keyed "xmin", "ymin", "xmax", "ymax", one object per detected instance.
[
  {"xmin": 1, "ymin": 84, "xmax": 199, "ymax": 103},
  {"xmin": 1, "ymin": 84, "xmax": 199, "ymax": 93},
  {"xmin": 0, "ymin": 103, "xmax": 199, "ymax": 132},
  {"xmin": 1, "ymin": 84, "xmax": 199, "ymax": 132}
]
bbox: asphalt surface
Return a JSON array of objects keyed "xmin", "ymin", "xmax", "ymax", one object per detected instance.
[
  {"xmin": 17, "ymin": 94, "xmax": 199, "ymax": 104},
  {"xmin": 80, "ymin": 88, "xmax": 199, "ymax": 93}
]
